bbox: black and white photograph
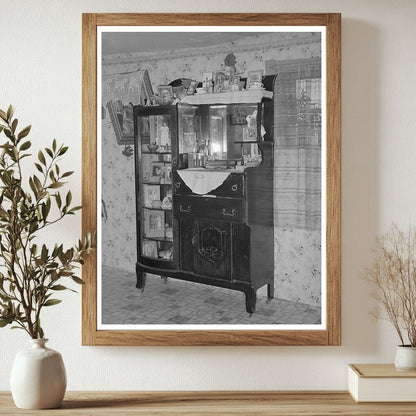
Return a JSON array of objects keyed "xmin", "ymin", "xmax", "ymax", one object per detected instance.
[{"xmin": 99, "ymin": 27, "xmax": 325, "ymax": 329}]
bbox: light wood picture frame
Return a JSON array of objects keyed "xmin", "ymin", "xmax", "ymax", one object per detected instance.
[{"xmin": 82, "ymin": 13, "xmax": 341, "ymax": 346}]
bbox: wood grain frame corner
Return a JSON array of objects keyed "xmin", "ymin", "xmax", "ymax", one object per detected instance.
[{"xmin": 81, "ymin": 13, "xmax": 341, "ymax": 346}]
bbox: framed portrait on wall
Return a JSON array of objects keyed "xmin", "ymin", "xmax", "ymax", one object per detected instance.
[{"xmin": 82, "ymin": 13, "xmax": 341, "ymax": 346}]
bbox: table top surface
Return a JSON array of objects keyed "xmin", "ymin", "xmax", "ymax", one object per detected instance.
[{"xmin": 2, "ymin": 391, "xmax": 416, "ymax": 415}]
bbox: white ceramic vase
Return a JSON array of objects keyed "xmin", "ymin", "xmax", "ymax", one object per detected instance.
[
  {"xmin": 394, "ymin": 345, "xmax": 416, "ymax": 371},
  {"xmin": 10, "ymin": 339, "xmax": 67, "ymax": 409}
]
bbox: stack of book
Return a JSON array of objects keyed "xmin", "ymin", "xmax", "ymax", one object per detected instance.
[{"xmin": 348, "ymin": 364, "xmax": 416, "ymax": 402}]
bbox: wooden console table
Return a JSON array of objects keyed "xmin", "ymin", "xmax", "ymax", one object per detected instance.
[{"xmin": 1, "ymin": 391, "xmax": 416, "ymax": 415}]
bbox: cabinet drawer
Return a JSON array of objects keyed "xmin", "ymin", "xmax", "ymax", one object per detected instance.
[
  {"xmin": 173, "ymin": 172, "xmax": 244, "ymax": 197},
  {"xmin": 174, "ymin": 195, "xmax": 246, "ymax": 223}
]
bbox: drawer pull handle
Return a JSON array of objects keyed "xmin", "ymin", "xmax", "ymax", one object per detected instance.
[
  {"xmin": 222, "ymin": 208, "xmax": 236, "ymax": 217},
  {"xmin": 180, "ymin": 205, "xmax": 192, "ymax": 213},
  {"xmin": 231, "ymin": 184, "xmax": 238, "ymax": 192},
  {"xmin": 175, "ymin": 182, "xmax": 181, "ymax": 189}
]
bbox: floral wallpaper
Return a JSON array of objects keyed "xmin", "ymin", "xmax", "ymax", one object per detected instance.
[
  {"xmin": 101, "ymin": 32, "xmax": 321, "ymax": 306},
  {"xmin": 101, "ymin": 117, "xmax": 136, "ymax": 275},
  {"xmin": 274, "ymin": 228, "xmax": 321, "ymax": 306}
]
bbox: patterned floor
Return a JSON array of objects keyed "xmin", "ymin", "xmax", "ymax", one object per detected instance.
[{"xmin": 101, "ymin": 265, "xmax": 321, "ymax": 325}]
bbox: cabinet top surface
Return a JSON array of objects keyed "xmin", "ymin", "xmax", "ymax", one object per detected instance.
[{"xmin": 180, "ymin": 89, "xmax": 273, "ymax": 105}]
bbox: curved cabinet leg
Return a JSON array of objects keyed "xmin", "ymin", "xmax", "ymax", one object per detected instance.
[
  {"xmin": 267, "ymin": 283, "xmax": 274, "ymax": 301},
  {"xmin": 135, "ymin": 266, "xmax": 146, "ymax": 293},
  {"xmin": 245, "ymin": 288, "xmax": 256, "ymax": 315}
]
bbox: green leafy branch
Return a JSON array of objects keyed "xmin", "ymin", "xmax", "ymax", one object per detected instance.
[{"xmin": 0, "ymin": 105, "xmax": 94, "ymax": 338}]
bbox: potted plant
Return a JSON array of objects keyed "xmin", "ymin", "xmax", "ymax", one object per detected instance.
[
  {"xmin": 0, "ymin": 106, "xmax": 94, "ymax": 408},
  {"xmin": 363, "ymin": 223, "xmax": 416, "ymax": 370}
]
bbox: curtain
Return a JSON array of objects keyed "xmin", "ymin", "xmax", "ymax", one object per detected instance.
[{"xmin": 267, "ymin": 58, "xmax": 322, "ymax": 231}]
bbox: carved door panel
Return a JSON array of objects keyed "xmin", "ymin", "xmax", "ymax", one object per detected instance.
[
  {"xmin": 179, "ymin": 218, "xmax": 194, "ymax": 272},
  {"xmin": 192, "ymin": 220, "xmax": 231, "ymax": 280}
]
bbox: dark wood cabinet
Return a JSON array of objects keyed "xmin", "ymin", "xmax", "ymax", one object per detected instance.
[{"xmin": 134, "ymin": 89, "xmax": 274, "ymax": 314}]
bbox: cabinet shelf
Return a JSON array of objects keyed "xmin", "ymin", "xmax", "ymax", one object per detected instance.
[
  {"xmin": 142, "ymin": 254, "xmax": 173, "ymax": 261},
  {"xmin": 143, "ymin": 236, "xmax": 173, "ymax": 242},
  {"xmin": 142, "ymin": 182, "xmax": 172, "ymax": 186},
  {"xmin": 143, "ymin": 206, "xmax": 172, "ymax": 211},
  {"xmin": 142, "ymin": 151, "xmax": 171, "ymax": 155}
]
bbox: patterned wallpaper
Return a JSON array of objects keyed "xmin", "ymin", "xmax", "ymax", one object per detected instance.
[{"xmin": 101, "ymin": 32, "xmax": 321, "ymax": 306}]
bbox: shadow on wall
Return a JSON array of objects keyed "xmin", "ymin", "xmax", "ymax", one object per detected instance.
[{"xmin": 341, "ymin": 19, "xmax": 380, "ymax": 355}]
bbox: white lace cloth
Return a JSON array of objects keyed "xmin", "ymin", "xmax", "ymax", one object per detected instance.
[{"xmin": 177, "ymin": 168, "xmax": 231, "ymax": 195}]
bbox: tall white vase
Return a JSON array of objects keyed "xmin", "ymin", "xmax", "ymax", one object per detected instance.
[{"xmin": 10, "ymin": 339, "xmax": 67, "ymax": 409}]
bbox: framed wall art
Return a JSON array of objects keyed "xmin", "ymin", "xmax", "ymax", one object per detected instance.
[{"xmin": 82, "ymin": 13, "xmax": 341, "ymax": 346}]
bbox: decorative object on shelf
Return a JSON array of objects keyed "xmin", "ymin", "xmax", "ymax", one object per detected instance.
[
  {"xmin": 249, "ymin": 81, "xmax": 264, "ymax": 90},
  {"xmin": 363, "ymin": 223, "xmax": 416, "ymax": 370},
  {"xmin": 159, "ymin": 122, "xmax": 170, "ymax": 147},
  {"xmin": 142, "ymin": 240, "xmax": 158, "ymax": 258},
  {"xmin": 231, "ymin": 75, "xmax": 241, "ymax": 91},
  {"xmin": 144, "ymin": 209, "xmax": 165, "ymax": 238},
  {"xmin": 0, "ymin": 106, "xmax": 94, "ymax": 409},
  {"xmin": 348, "ymin": 364, "xmax": 416, "ymax": 402},
  {"xmin": 150, "ymin": 162, "xmax": 164, "ymax": 183},
  {"xmin": 10, "ymin": 339, "xmax": 66, "ymax": 410},
  {"xmin": 186, "ymin": 80, "xmax": 198, "ymax": 95},
  {"xmin": 246, "ymin": 70, "xmax": 264, "ymax": 89},
  {"xmin": 395, "ymin": 346, "xmax": 416, "ymax": 371},
  {"xmin": 202, "ymin": 72, "xmax": 214, "ymax": 93},
  {"xmin": 147, "ymin": 143, "xmax": 159, "ymax": 152},
  {"xmin": 156, "ymin": 85, "xmax": 174, "ymax": 105},
  {"xmin": 214, "ymin": 72, "xmax": 227, "ymax": 92},
  {"xmin": 161, "ymin": 192, "xmax": 173, "ymax": 210},
  {"xmin": 143, "ymin": 184, "xmax": 160, "ymax": 207}
]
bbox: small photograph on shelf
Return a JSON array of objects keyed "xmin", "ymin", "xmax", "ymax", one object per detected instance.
[
  {"xmin": 246, "ymin": 70, "xmax": 264, "ymax": 89},
  {"xmin": 243, "ymin": 126, "xmax": 257, "ymax": 142},
  {"xmin": 214, "ymin": 72, "xmax": 227, "ymax": 92},
  {"xmin": 144, "ymin": 209, "xmax": 165, "ymax": 238},
  {"xmin": 142, "ymin": 239, "xmax": 158, "ymax": 258},
  {"xmin": 161, "ymin": 165, "xmax": 172, "ymax": 184},
  {"xmin": 141, "ymin": 154, "xmax": 158, "ymax": 182},
  {"xmin": 156, "ymin": 85, "xmax": 174, "ymax": 105},
  {"xmin": 150, "ymin": 162, "xmax": 164, "ymax": 184},
  {"xmin": 143, "ymin": 184, "xmax": 160, "ymax": 208},
  {"xmin": 231, "ymin": 75, "xmax": 241, "ymax": 91}
]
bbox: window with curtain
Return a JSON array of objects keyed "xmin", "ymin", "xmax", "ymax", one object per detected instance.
[{"xmin": 267, "ymin": 58, "xmax": 322, "ymax": 231}]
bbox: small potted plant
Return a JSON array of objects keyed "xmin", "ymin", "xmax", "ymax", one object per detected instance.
[
  {"xmin": 0, "ymin": 106, "xmax": 94, "ymax": 408},
  {"xmin": 363, "ymin": 223, "xmax": 416, "ymax": 370}
]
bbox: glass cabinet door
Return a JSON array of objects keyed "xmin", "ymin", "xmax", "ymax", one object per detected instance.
[
  {"xmin": 137, "ymin": 112, "xmax": 174, "ymax": 263},
  {"xmin": 177, "ymin": 104, "xmax": 202, "ymax": 168}
]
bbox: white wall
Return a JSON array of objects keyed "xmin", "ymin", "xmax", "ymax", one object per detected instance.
[{"xmin": 1, "ymin": 0, "xmax": 415, "ymax": 391}]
